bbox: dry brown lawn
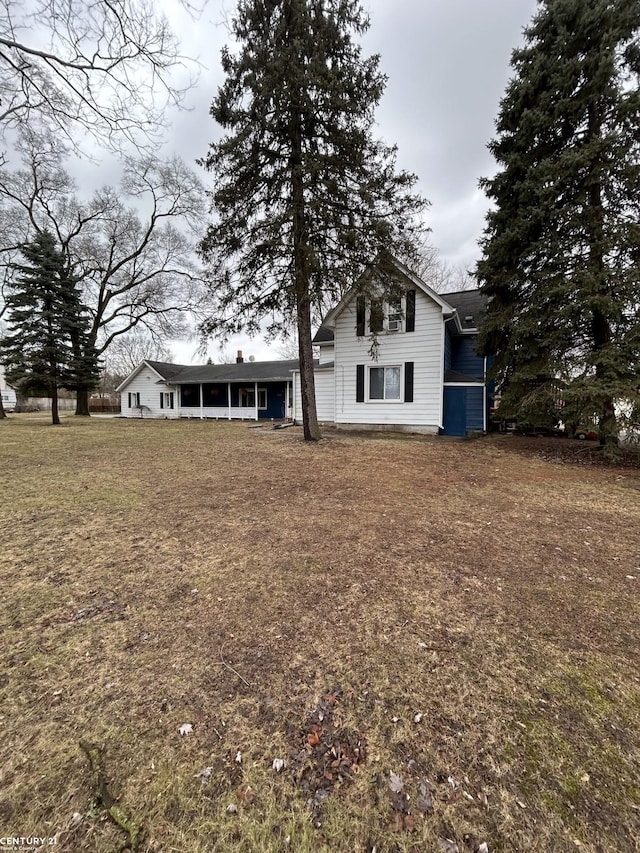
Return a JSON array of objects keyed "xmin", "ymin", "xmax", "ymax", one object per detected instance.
[{"xmin": 1, "ymin": 415, "xmax": 639, "ymax": 853}]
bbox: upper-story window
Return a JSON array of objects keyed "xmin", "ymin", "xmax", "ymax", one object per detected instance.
[{"xmin": 356, "ymin": 289, "xmax": 416, "ymax": 336}]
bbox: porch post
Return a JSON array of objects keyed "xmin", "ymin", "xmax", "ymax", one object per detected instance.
[
  {"xmin": 199, "ymin": 384, "xmax": 203, "ymax": 420},
  {"xmin": 228, "ymin": 383, "xmax": 232, "ymax": 420},
  {"xmin": 254, "ymin": 381, "xmax": 258, "ymax": 421}
]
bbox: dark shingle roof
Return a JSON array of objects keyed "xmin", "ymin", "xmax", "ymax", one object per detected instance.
[
  {"xmin": 441, "ymin": 290, "xmax": 486, "ymax": 331},
  {"xmin": 313, "ymin": 325, "xmax": 334, "ymax": 344},
  {"xmin": 146, "ymin": 360, "xmax": 189, "ymax": 380},
  {"xmin": 147, "ymin": 359, "xmax": 301, "ymax": 384}
]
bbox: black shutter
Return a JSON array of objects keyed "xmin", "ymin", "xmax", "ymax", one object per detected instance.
[
  {"xmin": 404, "ymin": 362, "xmax": 414, "ymax": 403},
  {"xmin": 406, "ymin": 290, "xmax": 416, "ymax": 332},
  {"xmin": 160, "ymin": 393, "xmax": 164, "ymax": 409},
  {"xmin": 170, "ymin": 392, "xmax": 174, "ymax": 409},
  {"xmin": 356, "ymin": 295, "xmax": 365, "ymax": 336},
  {"xmin": 128, "ymin": 392, "xmax": 132, "ymax": 407},
  {"xmin": 370, "ymin": 298, "xmax": 384, "ymax": 333},
  {"xmin": 356, "ymin": 365, "xmax": 365, "ymax": 402}
]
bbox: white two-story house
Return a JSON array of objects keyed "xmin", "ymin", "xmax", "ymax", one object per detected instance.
[
  {"xmin": 292, "ymin": 257, "xmax": 491, "ymax": 436},
  {"xmin": 117, "ymin": 258, "xmax": 492, "ymax": 436}
]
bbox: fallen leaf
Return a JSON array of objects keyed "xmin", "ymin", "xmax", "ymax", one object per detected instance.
[
  {"xmin": 389, "ymin": 771, "xmax": 404, "ymax": 793},
  {"xmin": 178, "ymin": 723, "xmax": 193, "ymax": 736},
  {"xmin": 438, "ymin": 838, "xmax": 459, "ymax": 853},
  {"xmin": 194, "ymin": 766, "xmax": 213, "ymax": 784},
  {"xmin": 237, "ymin": 785, "xmax": 254, "ymax": 804},
  {"xmin": 413, "ymin": 712, "xmax": 423, "ymax": 723},
  {"xmin": 235, "ymin": 750, "xmax": 242, "ymax": 764},
  {"xmin": 403, "ymin": 814, "xmax": 419, "ymax": 832},
  {"xmin": 478, "ymin": 843, "xmax": 489, "ymax": 853},
  {"xmin": 226, "ymin": 803, "xmax": 238, "ymax": 814},
  {"xmin": 272, "ymin": 758, "xmax": 285, "ymax": 772},
  {"xmin": 417, "ymin": 782, "xmax": 434, "ymax": 814},
  {"xmin": 308, "ymin": 731, "xmax": 320, "ymax": 747}
]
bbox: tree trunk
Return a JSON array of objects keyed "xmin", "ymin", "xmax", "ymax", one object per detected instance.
[
  {"xmin": 592, "ymin": 304, "xmax": 617, "ymax": 451},
  {"xmin": 289, "ymin": 0, "xmax": 320, "ymax": 442},
  {"xmin": 587, "ymin": 102, "xmax": 617, "ymax": 454},
  {"xmin": 76, "ymin": 388, "xmax": 91, "ymax": 416},
  {"xmin": 296, "ymin": 292, "xmax": 320, "ymax": 440},
  {"xmin": 51, "ymin": 382, "xmax": 61, "ymax": 426},
  {"xmin": 0, "ymin": 396, "xmax": 6, "ymax": 419}
]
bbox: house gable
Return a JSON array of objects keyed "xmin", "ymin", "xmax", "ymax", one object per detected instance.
[
  {"xmin": 326, "ymin": 274, "xmax": 447, "ymax": 430},
  {"xmin": 319, "ymin": 256, "xmax": 454, "ymax": 335}
]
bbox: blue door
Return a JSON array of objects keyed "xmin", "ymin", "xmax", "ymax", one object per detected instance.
[
  {"xmin": 443, "ymin": 387, "xmax": 467, "ymax": 436},
  {"xmin": 260, "ymin": 383, "xmax": 287, "ymax": 419}
]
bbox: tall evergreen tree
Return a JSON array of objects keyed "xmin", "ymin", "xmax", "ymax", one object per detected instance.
[
  {"xmin": 476, "ymin": 0, "xmax": 640, "ymax": 453},
  {"xmin": 198, "ymin": 0, "xmax": 427, "ymax": 440},
  {"xmin": 0, "ymin": 231, "xmax": 100, "ymax": 425}
]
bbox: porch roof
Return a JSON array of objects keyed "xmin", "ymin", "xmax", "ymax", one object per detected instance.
[{"xmin": 148, "ymin": 359, "xmax": 302, "ymax": 385}]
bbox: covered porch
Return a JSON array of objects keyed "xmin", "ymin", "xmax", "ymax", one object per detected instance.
[{"xmin": 177, "ymin": 380, "xmax": 292, "ymax": 421}]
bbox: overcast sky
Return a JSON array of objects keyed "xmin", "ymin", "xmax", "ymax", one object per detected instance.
[{"xmin": 151, "ymin": 0, "xmax": 539, "ymax": 362}]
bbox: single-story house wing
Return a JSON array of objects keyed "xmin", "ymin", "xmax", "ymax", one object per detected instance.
[{"xmin": 116, "ymin": 354, "xmax": 299, "ymax": 420}]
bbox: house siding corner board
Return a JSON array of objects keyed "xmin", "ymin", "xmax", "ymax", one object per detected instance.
[
  {"xmin": 120, "ymin": 365, "xmax": 178, "ymax": 418},
  {"xmin": 333, "ymin": 289, "xmax": 442, "ymax": 427}
]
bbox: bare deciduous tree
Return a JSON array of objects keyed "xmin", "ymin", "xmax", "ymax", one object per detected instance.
[
  {"xmin": 0, "ymin": 137, "xmax": 208, "ymax": 413},
  {"xmin": 402, "ymin": 232, "xmax": 475, "ymax": 294},
  {"xmin": 0, "ymin": 0, "xmax": 199, "ymax": 154},
  {"xmin": 104, "ymin": 328, "xmax": 173, "ymax": 380}
]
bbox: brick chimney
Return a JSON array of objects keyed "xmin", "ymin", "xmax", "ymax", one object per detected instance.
[{"xmin": 236, "ymin": 349, "xmax": 243, "ymax": 363}]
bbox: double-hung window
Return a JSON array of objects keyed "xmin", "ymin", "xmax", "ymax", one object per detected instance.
[
  {"xmin": 369, "ymin": 366, "xmax": 401, "ymax": 400},
  {"xmin": 128, "ymin": 392, "xmax": 140, "ymax": 407}
]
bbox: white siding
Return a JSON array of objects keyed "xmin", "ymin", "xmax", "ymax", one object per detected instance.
[
  {"xmin": 120, "ymin": 366, "xmax": 178, "ymax": 418},
  {"xmin": 292, "ymin": 369, "xmax": 335, "ymax": 423},
  {"xmin": 315, "ymin": 371, "xmax": 335, "ymax": 421},
  {"xmin": 179, "ymin": 406, "xmax": 256, "ymax": 420},
  {"xmin": 318, "ymin": 343, "xmax": 334, "ymax": 364},
  {"xmin": 332, "ymin": 290, "xmax": 443, "ymax": 430}
]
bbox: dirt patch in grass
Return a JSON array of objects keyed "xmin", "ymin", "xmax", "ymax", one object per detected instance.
[{"xmin": 1, "ymin": 416, "xmax": 639, "ymax": 852}]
